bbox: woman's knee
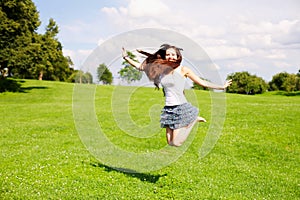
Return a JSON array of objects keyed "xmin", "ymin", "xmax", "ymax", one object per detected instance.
[{"xmin": 171, "ymin": 141, "xmax": 183, "ymax": 147}]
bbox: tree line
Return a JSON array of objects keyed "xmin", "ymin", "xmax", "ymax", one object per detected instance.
[
  {"xmin": 1, "ymin": 0, "xmax": 299, "ymax": 95},
  {"xmin": 100, "ymin": 51, "xmax": 300, "ymax": 94},
  {"xmin": 224, "ymin": 70, "xmax": 300, "ymax": 94}
]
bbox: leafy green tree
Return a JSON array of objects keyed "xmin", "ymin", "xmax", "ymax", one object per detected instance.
[
  {"xmin": 226, "ymin": 71, "xmax": 268, "ymax": 94},
  {"xmin": 83, "ymin": 72, "xmax": 93, "ymax": 84},
  {"xmin": 67, "ymin": 70, "xmax": 79, "ymax": 83},
  {"xmin": 296, "ymin": 69, "xmax": 300, "ymax": 90},
  {"xmin": 268, "ymin": 71, "xmax": 300, "ymax": 92},
  {"xmin": 283, "ymin": 74, "xmax": 298, "ymax": 92},
  {"xmin": 32, "ymin": 18, "xmax": 73, "ymax": 81},
  {"xmin": 97, "ymin": 63, "xmax": 113, "ymax": 84},
  {"xmin": 72, "ymin": 71, "xmax": 93, "ymax": 84},
  {"xmin": 0, "ymin": 1, "xmax": 73, "ymax": 81},
  {"xmin": 118, "ymin": 51, "xmax": 142, "ymax": 83},
  {"xmin": 269, "ymin": 72, "xmax": 290, "ymax": 91},
  {"xmin": 250, "ymin": 76, "xmax": 269, "ymax": 94},
  {"xmin": 227, "ymin": 71, "xmax": 249, "ymax": 94},
  {"xmin": 0, "ymin": 0, "xmax": 40, "ymax": 76}
]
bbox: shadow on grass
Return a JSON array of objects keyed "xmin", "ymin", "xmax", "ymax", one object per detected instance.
[
  {"xmin": 0, "ymin": 78, "xmax": 23, "ymax": 92},
  {"xmin": 91, "ymin": 162, "xmax": 167, "ymax": 183},
  {"xmin": 20, "ymin": 86, "xmax": 48, "ymax": 93},
  {"xmin": 275, "ymin": 91, "xmax": 300, "ymax": 96},
  {"xmin": 0, "ymin": 78, "xmax": 48, "ymax": 93}
]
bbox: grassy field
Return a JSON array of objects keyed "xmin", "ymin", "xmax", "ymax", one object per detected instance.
[{"xmin": 0, "ymin": 79, "xmax": 299, "ymax": 199}]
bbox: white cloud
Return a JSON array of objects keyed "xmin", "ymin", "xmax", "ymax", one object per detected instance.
[
  {"xmin": 63, "ymin": 49, "xmax": 93, "ymax": 69},
  {"xmin": 101, "ymin": 0, "xmax": 185, "ymax": 30},
  {"xmin": 274, "ymin": 20, "xmax": 300, "ymax": 45},
  {"xmin": 205, "ymin": 45, "xmax": 253, "ymax": 60},
  {"xmin": 273, "ymin": 61, "xmax": 291, "ymax": 69},
  {"xmin": 233, "ymin": 19, "xmax": 300, "ymax": 48},
  {"xmin": 55, "ymin": 0, "xmax": 300, "ymax": 82},
  {"xmin": 101, "ymin": 7, "xmax": 119, "ymax": 16},
  {"xmin": 240, "ymin": 34, "xmax": 273, "ymax": 48},
  {"xmin": 97, "ymin": 0, "xmax": 300, "ymax": 81},
  {"xmin": 227, "ymin": 61, "xmax": 260, "ymax": 71},
  {"xmin": 127, "ymin": 0, "xmax": 170, "ymax": 18},
  {"xmin": 101, "ymin": 0, "xmax": 172, "ymax": 28},
  {"xmin": 197, "ymin": 38, "xmax": 228, "ymax": 46},
  {"xmin": 181, "ymin": 24, "xmax": 226, "ymax": 39},
  {"xmin": 264, "ymin": 50, "xmax": 287, "ymax": 59}
]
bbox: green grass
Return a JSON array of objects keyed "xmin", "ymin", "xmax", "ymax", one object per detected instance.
[{"xmin": 1, "ymin": 79, "xmax": 299, "ymax": 199}]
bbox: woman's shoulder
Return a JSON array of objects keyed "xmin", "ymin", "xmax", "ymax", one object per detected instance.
[
  {"xmin": 180, "ymin": 66, "xmax": 192, "ymax": 76},
  {"xmin": 180, "ymin": 65, "xmax": 191, "ymax": 70}
]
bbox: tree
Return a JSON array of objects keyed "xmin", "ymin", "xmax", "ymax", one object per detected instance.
[
  {"xmin": 97, "ymin": 63, "xmax": 113, "ymax": 84},
  {"xmin": 0, "ymin": 1, "xmax": 73, "ymax": 81},
  {"xmin": 71, "ymin": 71, "xmax": 93, "ymax": 84},
  {"xmin": 0, "ymin": 0, "xmax": 40, "ymax": 77},
  {"xmin": 226, "ymin": 71, "xmax": 268, "ymax": 94},
  {"xmin": 118, "ymin": 51, "xmax": 142, "ymax": 83},
  {"xmin": 30, "ymin": 18, "xmax": 73, "ymax": 81},
  {"xmin": 297, "ymin": 69, "xmax": 300, "ymax": 90},
  {"xmin": 283, "ymin": 74, "xmax": 298, "ymax": 92},
  {"xmin": 269, "ymin": 72, "xmax": 300, "ymax": 92},
  {"xmin": 269, "ymin": 72, "xmax": 290, "ymax": 91}
]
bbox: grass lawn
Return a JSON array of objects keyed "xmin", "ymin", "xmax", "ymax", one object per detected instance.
[{"xmin": 0, "ymin": 79, "xmax": 299, "ymax": 199}]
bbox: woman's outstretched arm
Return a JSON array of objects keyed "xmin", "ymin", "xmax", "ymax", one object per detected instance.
[
  {"xmin": 182, "ymin": 66, "xmax": 232, "ymax": 90},
  {"xmin": 122, "ymin": 47, "xmax": 143, "ymax": 70}
]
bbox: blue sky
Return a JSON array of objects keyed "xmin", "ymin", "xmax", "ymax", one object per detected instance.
[{"xmin": 32, "ymin": 0, "xmax": 300, "ymax": 81}]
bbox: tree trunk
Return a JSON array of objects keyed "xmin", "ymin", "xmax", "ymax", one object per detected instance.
[{"xmin": 39, "ymin": 71, "xmax": 43, "ymax": 80}]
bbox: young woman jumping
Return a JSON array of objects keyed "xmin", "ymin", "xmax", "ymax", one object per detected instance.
[{"xmin": 122, "ymin": 44, "xmax": 232, "ymax": 146}]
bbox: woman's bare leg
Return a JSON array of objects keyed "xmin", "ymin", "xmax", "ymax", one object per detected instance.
[
  {"xmin": 172, "ymin": 120, "xmax": 196, "ymax": 146},
  {"xmin": 166, "ymin": 127, "xmax": 174, "ymax": 146},
  {"xmin": 172, "ymin": 116, "xmax": 206, "ymax": 147}
]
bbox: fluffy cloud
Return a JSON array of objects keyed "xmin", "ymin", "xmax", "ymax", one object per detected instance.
[
  {"xmin": 98, "ymin": 0, "xmax": 300, "ymax": 80},
  {"xmin": 100, "ymin": 1, "xmax": 298, "ymax": 51},
  {"xmin": 34, "ymin": 0, "xmax": 300, "ymax": 81},
  {"xmin": 206, "ymin": 45, "xmax": 253, "ymax": 60},
  {"xmin": 234, "ymin": 19, "xmax": 300, "ymax": 48},
  {"xmin": 127, "ymin": 0, "xmax": 170, "ymax": 18},
  {"xmin": 273, "ymin": 20, "xmax": 300, "ymax": 45},
  {"xmin": 63, "ymin": 49, "xmax": 93, "ymax": 68}
]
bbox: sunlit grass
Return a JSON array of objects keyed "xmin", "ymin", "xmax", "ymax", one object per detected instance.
[{"xmin": 0, "ymin": 79, "xmax": 299, "ymax": 199}]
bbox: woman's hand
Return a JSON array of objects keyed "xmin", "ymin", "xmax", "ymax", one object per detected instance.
[
  {"xmin": 121, "ymin": 47, "xmax": 142, "ymax": 70},
  {"xmin": 122, "ymin": 47, "xmax": 128, "ymax": 59},
  {"xmin": 223, "ymin": 79, "xmax": 232, "ymax": 89}
]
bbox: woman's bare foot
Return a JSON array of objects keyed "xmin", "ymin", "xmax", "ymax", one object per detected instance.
[{"xmin": 197, "ymin": 116, "xmax": 206, "ymax": 122}]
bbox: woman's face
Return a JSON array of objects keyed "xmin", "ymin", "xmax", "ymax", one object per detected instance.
[{"xmin": 165, "ymin": 48, "xmax": 177, "ymax": 62}]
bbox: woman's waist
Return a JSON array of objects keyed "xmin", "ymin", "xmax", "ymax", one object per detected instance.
[{"xmin": 165, "ymin": 96, "xmax": 187, "ymax": 106}]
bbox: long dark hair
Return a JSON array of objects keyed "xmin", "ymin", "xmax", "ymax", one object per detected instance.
[{"xmin": 138, "ymin": 44, "xmax": 183, "ymax": 89}]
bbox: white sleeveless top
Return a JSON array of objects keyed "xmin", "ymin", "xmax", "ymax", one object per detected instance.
[{"xmin": 160, "ymin": 66, "xmax": 187, "ymax": 106}]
